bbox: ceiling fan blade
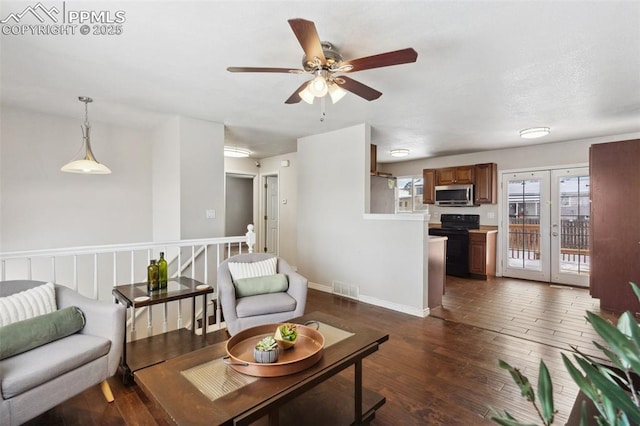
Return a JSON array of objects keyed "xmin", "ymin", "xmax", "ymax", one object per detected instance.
[
  {"xmin": 284, "ymin": 81, "xmax": 310, "ymax": 104},
  {"xmin": 227, "ymin": 67, "xmax": 304, "ymax": 74},
  {"xmin": 342, "ymin": 48, "xmax": 418, "ymax": 73},
  {"xmin": 288, "ymin": 18, "xmax": 326, "ymax": 64},
  {"xmin": 337, "ymin": 76, "xmax": 382, "ymax": 101}
]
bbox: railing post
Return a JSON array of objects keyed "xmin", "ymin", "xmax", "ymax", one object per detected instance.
[{"xmin": 246, "ymin": 224, "xmax": 256, "ymax": 253}]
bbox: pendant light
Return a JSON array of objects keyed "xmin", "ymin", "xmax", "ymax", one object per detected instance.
[{"xmin": 61, "ymin": 96, "xmax": 111, "ymax": 174}]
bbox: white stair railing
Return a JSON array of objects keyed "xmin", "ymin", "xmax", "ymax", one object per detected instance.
[{"xmin": 0, "ymin": 224, "xmax": 256, "ymax": 340}]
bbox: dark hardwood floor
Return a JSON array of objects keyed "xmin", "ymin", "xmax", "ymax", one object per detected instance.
[{"xmin": 24, "ymin": 276, "xmax": 614, "ymax": 425}]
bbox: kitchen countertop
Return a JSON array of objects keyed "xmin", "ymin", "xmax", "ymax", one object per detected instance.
[{"xmin": 428, "ymin": 235, "xmax": 448, "ymax": 242}]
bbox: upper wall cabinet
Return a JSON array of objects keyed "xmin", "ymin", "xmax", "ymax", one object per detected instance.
[
  {"xmin": 474, "ymin": 163, "xmax": 498, "ymax": 204},
  {"xmin": 423, "ymin": 163, "xmax": 497, "ymax": 205},
  {"xmin": 422, "ymin": 169, "xmax": 436, "ymax": 204},
  {"xmin": 435, "ymin": 166, "xmax": 474, "ymax": 185}
]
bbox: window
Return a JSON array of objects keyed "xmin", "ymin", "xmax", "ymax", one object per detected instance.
[{"xmin": 397, "ymin": 176, "xmax": 425, "ymax": 212}]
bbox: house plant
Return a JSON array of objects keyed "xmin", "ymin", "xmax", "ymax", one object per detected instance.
[
  {"xmin": 491, "ymin": 282, "xmax": 640, "ymax": 426},
  {"xmin": 254, "ymin": 335, "xmax": 279, "ymax": 363}
]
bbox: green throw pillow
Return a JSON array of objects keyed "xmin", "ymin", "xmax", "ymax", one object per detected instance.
[
  {"xmin": 234, "ymin": 274, "xmax": 289, "ymax": 298},
  {"xmin": 0, "ymin": 306, "xmax": 85, "ymax": 360}
]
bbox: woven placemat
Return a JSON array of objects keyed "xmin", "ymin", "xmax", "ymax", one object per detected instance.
[{"xmin": 181, "ymin": 321, "xmax": 354, "ymax": 401}]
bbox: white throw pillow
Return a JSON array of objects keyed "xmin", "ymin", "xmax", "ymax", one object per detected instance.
[
  {"xmin": 228, "ymin": 257, "xmax": 277, "ymax": 281},
  {"xmin": 0, "ymin": 282, "xmax": 57, "ymax": 327}
]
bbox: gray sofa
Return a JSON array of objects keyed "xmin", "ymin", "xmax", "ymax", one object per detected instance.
[
  {"xmin": 218, "ymin": 253, "xmax": 308, "ymax": 335},
  {"xmin": 0, "ymin": 280, "xmax": 125, "ymax": 426}
]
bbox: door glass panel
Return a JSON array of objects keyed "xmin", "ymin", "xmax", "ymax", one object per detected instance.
[
  {"xmin": 558, "ymin": 175, "xmax": 590, "ymax": 275},
  {"xmin": 508, "ymin": 179, "xmax": 542, "ymax": 270}
]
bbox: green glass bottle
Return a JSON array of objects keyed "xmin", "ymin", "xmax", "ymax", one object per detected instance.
[
  {"xmin": 158, "ymin": 252, "xmax": 168, "ymax": 289},
  {"xmin": 147, "ymin": 259, "xmax": 159, "ymax": 292}
]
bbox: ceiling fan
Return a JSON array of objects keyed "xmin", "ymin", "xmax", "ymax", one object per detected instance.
[{"xmin": 227, "ymin": 18, "xmax": 418, "ymax": 105}]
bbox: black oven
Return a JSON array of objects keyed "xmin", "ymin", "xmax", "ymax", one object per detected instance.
[{"xmin": 428, "ymin": 214, "xmax": 480, "ymax": 277}]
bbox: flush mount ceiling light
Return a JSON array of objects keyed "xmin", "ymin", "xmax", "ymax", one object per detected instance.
[
  {"xmin": 390, "ymin": 149, "xmax": 410, "ymax": 158},
  {"xmin": 61, "ymin": 96, "xmax": 111, "ymax": 174},
  {"xmin": 224, "ymin": 147, "xmax": 252, "ymax": 158},
  {"xmin": 520, "ymin": 127, "xmax": 551, "ymax": 139}
]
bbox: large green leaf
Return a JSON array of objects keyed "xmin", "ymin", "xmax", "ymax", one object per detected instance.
[
  {"xmin": 499, "ymin": 360, "xmax": 535, "ymax": 402},
  {"xmin": 618, "ymin": 311, "xmax": 640, "ymax": 356},
  {"xmin": 562, "ymin": 354, "xmax": 599, "ymax": 403},
  {"xmin": 587, "ymin": 312, "xmax": 640, "ymax": 373},
  {"xmin": 592, "ymin": 341, "xmax": 626, "ymax": 371},
  {"xmin": 537, "ymin": 360, "xmax": 555, "ymax": 424},
  {"xmin": 579, "ymin": 400, "xmax": 587, "ymax": 426},
  {"xmin": 575, "ymin": 357, "xmax": 640, "ymax": 424}
]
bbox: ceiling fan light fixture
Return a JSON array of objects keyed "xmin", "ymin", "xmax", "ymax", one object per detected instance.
[
  {"xmin": 520, "ymin": 127, "xmax": 550, "ymax": 139},
  {"xmin": 328, "ymin": 83, "xmax": 347, "ymax": 104},
  {"xmin": 224, "ymin": 147, "xmax": 252, "ymax": 158},
  {"xmin": 61, "ymin": 96, "xmax": 112, "ymax": 175},
  {"xmin": 308, "ymin": 74, "xmax": 328, "ymax": 97},
  {"xmin": 390, "ymin": 149, "xmax": 410, "ymax": 157},
  {"xmin": 299, "ymin": 85, "xmax": 315, "ymax": 104}
]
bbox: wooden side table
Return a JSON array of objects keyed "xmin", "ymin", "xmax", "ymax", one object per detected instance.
[{"xmin": 112, "ymin": 276, "xmax": 213, "ymax": 383}]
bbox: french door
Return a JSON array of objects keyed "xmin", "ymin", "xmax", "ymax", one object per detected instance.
[{"xmin": 502, "ymin": 167, "xmax": 590, "ymax": 287}]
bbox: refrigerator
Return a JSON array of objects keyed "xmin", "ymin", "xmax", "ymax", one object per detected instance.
[{"xmin": 370, "ymin": 175, "xmax": 397, "ymax": 214}]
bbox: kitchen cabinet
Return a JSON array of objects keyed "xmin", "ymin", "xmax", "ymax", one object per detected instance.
[
  {"xmin": 436, "ymin": 166, "xmax": 474, "ymax": 185},
  {"xmin": 474, "ymin": 163, "xmax": 498, "ymax": 204},
  {"xmin": 427, "ymin": 236, "xmax": 447, "ymax": 308},
  {"xmin": 422, "ymin": 169, "xmax": 436, "ymax": 204},
  {"xmin": 590, "ymin": 139, "xmax": 640, "ymax": 314},
  {"xmin": 469, "ymin": 231, "xmax": 497, "ymax": 279}
]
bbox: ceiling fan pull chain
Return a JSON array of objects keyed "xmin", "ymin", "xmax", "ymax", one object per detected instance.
[{"xmin": 320, "ymin": 96, "xmax": 326, "ymax": 122}]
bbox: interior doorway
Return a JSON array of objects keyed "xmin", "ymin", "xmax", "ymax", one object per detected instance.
[
  {"xmin": 225, "ymin": 173, "xmax": 254, "ymax": 237},
  {"xmin": 263, "ymin": 174, "xmax": 279, "ymax": 254},
  {"xmin": 502, "ymin": 167, "xmax": 590, "ymax": 287}
]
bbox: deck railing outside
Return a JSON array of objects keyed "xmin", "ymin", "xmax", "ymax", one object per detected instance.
[{"xmin": 508, "ymin": 217, "xmax": 590, "ymax": 263}]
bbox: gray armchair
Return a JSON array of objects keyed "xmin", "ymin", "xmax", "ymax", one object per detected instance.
[
  {"xmin": 0, "ymin": 280, "xmax": 125, "ymax": 426},
  {"xmin": 218, "ymin": 253, "xmax": 308, "ymax": 335}
]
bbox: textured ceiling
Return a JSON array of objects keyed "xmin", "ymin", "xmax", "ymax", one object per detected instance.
[{"xmin": 1, "ymin": 1, "xmax": 639, "ymax": 162}]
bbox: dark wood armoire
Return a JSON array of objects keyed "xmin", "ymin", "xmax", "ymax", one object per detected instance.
[{"xmin": 590, "ymin": 139, "xmax": 640, "ymax": 314}]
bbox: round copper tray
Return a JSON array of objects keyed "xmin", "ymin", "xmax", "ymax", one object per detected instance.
[{"xmin": 224, "ymin": 323, "xmax": 325, "ymax": 377}]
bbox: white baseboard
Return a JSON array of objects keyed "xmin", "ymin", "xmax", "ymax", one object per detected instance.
[{"xmin": 308, "ymin": 281, "xmax": 430, "ymax": 318}]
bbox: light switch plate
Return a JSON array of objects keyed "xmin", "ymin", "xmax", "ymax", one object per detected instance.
[{"xmin": 205, "ymin": 209, "xmax": 216, "ymax": 219}]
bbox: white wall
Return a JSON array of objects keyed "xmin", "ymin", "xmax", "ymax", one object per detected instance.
[
  {"xmin": 179, "ymin": 117, "xmax": 225, "ymax": 239},
  {"xmin": 152, "ymin": 117, "xmax": 181, "ymax": 242},
  {"xmin": 379, "ymin": 133, "xmax": 640, "ymax": 225},
  {"xmin": 0, "ymin": 107, "xmax": 3, "ymax": 252},
  {"xmin": 297, "ymin": 124, "xmax": 429, "ymax": 315},
  {"xmin": 0, "ymin": 106, "xmax": 153, "ymax": 251}
]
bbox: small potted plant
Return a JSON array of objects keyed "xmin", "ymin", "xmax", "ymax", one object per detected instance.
[
  {"xmin": 275, "ymin": 323, "xmax": 298, "ymax": 350},
  {"xmin": 254, "ymin": 336, "xmax": 278, "ymax": 363}
]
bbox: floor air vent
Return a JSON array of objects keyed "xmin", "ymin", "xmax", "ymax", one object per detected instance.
[{"xmin": 332, "ymin": 281, "xmax": 359, "ymax": 300}]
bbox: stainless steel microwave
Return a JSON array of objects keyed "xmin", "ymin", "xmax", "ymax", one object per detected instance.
[{"xmin": 435, "ymin": 184, "xmax": 475, "ymax": 206}]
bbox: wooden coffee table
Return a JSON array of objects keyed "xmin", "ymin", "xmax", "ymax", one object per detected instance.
[{"xmin": 134, "ymin": 311, "xmax": 388, "ymax": 425}]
